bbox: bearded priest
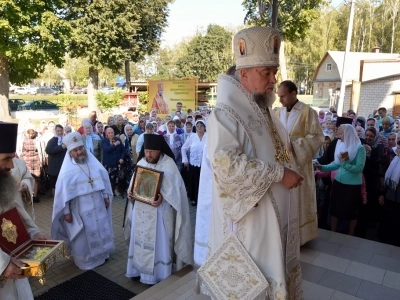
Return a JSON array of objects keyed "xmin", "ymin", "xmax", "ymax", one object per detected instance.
[
  {"xmin": 126, "ymin": 134, "xmax": 193, "ymax": 285},
  {"xmin": 0, "ymin": 122, "xmax": 47, "ymax": 300},
  {"xmin": 51, "ymin": 132, "xmax": 114, "ymax": 270},
  {"xmin": 204, "ymin": 27, "xmax": 304, "ymax": 299}
]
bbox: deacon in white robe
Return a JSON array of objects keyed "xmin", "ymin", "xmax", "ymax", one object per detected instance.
[
  {"xmin": 51, "ymin": 132, "xmax": 114, "ymax": 270},
  {"xmin": 193, "ymin": 143, "xmax": 213, "ymax": 266},
  {"xmin": 275, "ymin": 81, "xmax": 324, "ymax": 245},
  {"xmin": 126, "ymin": 134, "xmax": 193, "ymax": 285},
  {"xmin": 0, "ymin": 122, "xmax": 47, "ymax": 300},
  {"xmin": 203, "ymin": 27, "xmax": 304, "ymax": 299},
  {"xmin": 11, "ymin": 157, "xmax": 34, "ymax": 209}
]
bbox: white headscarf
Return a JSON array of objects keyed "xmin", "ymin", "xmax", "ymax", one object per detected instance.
[
  {"xmin": 334, "ymin": 124, "xmax": 361, "ymax": 164},
  {"xmin": 83, "ymin": 122, "xmax": 100, "ymax": 154},
  {"xmin": 385, "ymin": 147, "xmax": 400, "ymax": 190}
]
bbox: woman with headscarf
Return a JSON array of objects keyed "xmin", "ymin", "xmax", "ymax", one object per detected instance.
[
  {"xmin": 388, "ymin": 132, "xmax": 397, "ymax": 161},
  {"xmin": 64, "ymin": 125, "xmax": 72, "ymax": 135},
  {"xmin": 45, "ymin": 124, "xmax": 67, "ymax": 196},
  {"xmin": 77, "ymin": 118, "xmax": 90, "ymax": 135},
  {"xmin": 380, "ymin": 116, "xmax": 394, "ymax": 138},
  {"xmin": 355, "ymin": 125, "xmax": 365, "ymax": 139},
  {"xmin": 181, "ymin": 120, "xmax": 207, "ymax": 206},
  {"xmin": 163, "ymin": 120, "xmax": 184, "ymax": 172},
  {"xmin": 378, "ymin": 140, "xmax": 400, "ymax": 246},
  {"xmin": 317, "ymin": 124, "xmax": 366, "ymax": 235},
  {"xmin": 82, "ymin": 122, "xmax": 102, "ymax": 162},
  {"xmin": 120, "ymin": 124, "xmax": 138, "ymax": 188},
  {"xmin": 21, "ymin": 124, "xmax": 42, "ymax": 203},
  {"xmin": 94, "ymin": 121, "xmax": 105, "ymax": 139}
]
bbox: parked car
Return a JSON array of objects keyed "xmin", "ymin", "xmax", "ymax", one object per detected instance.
[
  {"xmin": 71, "ymin": 87, "xmax": 87, "ymax": 94},
  {"xmin": 14, "ymin": 87, "xmax": 30, "ymax": 95},
  {"xmin": 17, "ymin": 100, "xmax": 59, "ymax": 111},
  {"xmin": 36, "ymin": 87, "xmax": 59, "ymax": 95},
  {"xmin": 9, "ymin": 99, "xmax": 25, "ymax": 111},
  {"xmin": 99, "ymin": 87, "xmax": 115, "ymax": 95}
]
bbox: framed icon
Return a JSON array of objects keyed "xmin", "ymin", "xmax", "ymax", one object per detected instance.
[
  {"xmin": 131, "ymin": 166, "xmax": 163, "ymax": 205},
  {"xmin": 239, "ymin": 39, "xmax": 246, "ymax": 55}
]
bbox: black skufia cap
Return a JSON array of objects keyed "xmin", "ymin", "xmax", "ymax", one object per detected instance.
[
  {"xmin": 0, "ymin": 122, "xmax": 18, "ymax": 153},
  {"xmin": 336, "ymin": 117, "xmax": 353, "ymax": 127},
  {"xmin": 138, "ymin": 134, "xmax": 176, "ymax": 162}
]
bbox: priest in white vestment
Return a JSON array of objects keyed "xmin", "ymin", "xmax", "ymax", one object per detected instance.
[
  {"xmin": 204, "ymin": 27, "xmax": 304, "ymax": 299},
  {"xmin": 0, "ymin": 122, "xmax": 47, "ymax": 300},
  {"xmin": 126, "ymin": 134, "xmax": 193, "ymax": 285},
  {"xmin": 275, "ymin": 80, "xmax": 324, "ymax": 245},
  {"xmin": 11, "ymin": 157, "xmax": 34, "ymax": 209},
  {"xmin": 51, "ymin": 132, "xmax": 114, "ymax": 270}
]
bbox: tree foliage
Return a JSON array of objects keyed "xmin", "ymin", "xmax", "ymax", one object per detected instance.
[
  {"xmin": 174, "ymin": 25, "xmax": 233, "ymax": 82},
  {"xmin": 241, "ymin": 0, "xmax": 324, "ymax": 41},
  {"xmin": 0, "ymin": 0, "xmax": 72, "ymax": 84},
  {"xmin": 65, "ymin": 0, "xmax": 172, "ymax": 71},
  {"xmin": 96, "ymin": 90, "xmax": 124, "ymax": 112}
]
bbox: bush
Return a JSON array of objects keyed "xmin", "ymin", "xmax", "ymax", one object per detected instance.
[{"xmin": 96, "ymin": 90, "xmax": 124, "ymax": 112}]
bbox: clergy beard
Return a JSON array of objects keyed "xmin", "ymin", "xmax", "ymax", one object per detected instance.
[
  {"xmin": 0, "ymin": 173, "xmax": 18, "ymax": 208},
  {"xmin": 72, "ymin": 154, "xmax": 88, "ymax": 164},
  {"xmin": 254, "ymin": 91, "xmax": 275, "ymax": 108}
]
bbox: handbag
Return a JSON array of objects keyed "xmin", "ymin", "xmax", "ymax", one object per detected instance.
[{"xmin": 197, "ymin": 230, "xmax": 269, "ymax": 300}]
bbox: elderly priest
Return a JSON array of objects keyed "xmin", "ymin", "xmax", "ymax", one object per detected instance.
[
  {"xmin": 51, "ymin": 132, "xmax": 114, "ymax": 270},
  {"xmin": 0, "ymin": 122, "xmax": 47, "ymax": 300}
]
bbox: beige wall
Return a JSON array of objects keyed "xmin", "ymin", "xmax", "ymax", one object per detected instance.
[
  {"xmin": 342, "ymin": 75, "xmax": 400, "ymax": 117},
  {"xmin": 315, "ymin": 56, "xmax": 341, "ymax": 81}
]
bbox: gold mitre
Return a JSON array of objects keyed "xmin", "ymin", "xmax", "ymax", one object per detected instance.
[{"xmin": 233, "ymin": 26, "xmax": 281, "ymax": 70}]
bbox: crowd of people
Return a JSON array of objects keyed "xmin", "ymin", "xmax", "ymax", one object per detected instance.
[
  {"xmin": 3, "ymin": 25, "xmax": 400, "ymax": 300},
  {"xmin": 14, "ymin": 103, "xmax": 209, "ymax": 205},
  {"xmin": 315, "ymin": 106, "xmax": 400, "ymax": 246}
]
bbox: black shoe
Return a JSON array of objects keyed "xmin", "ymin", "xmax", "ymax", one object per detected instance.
[
  {"xmin": 33, "ymin": 197, "xmax": 40, "ymax": 203},
  {"xmin": 131, "ymin": 276, "xmax": 141, "ymax": 282}
]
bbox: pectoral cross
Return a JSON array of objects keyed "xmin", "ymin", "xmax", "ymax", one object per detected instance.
[{"xmin": 88, "ymin": 178, "xmax": 94, "ymax": 188}]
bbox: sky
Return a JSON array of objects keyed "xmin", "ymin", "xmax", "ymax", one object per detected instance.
[{"xmin": 161, "ymin": 0, "xmax": 345, "ymax": 47}]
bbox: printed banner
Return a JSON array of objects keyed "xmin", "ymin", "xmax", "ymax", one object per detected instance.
[{"xmin": 147, "ymin": 79, "xmax": 197, "ymax": 117}]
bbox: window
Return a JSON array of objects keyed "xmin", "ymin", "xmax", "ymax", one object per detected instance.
[{"xmin": 326, "ymin": 63, "xmax": 332, "ymax": 71}]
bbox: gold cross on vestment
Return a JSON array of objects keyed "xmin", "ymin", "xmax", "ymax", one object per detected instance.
[{"xmin": 88, "ymin": 178, "xmax": 94, "ymax": 188}]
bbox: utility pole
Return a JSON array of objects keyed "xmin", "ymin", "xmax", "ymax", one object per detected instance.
[{"xmin": 337, "ymin": 0, "xmax": 356, "ymax": 116}]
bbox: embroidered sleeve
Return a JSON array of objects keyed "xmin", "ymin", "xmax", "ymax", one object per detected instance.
[
  {"xmin": 291, "ymin": 108, "xmax": 324, "ymax": 166},
  {"xmin": 212, "ymin": 149, "xmax": 284, "ymax": 223}
]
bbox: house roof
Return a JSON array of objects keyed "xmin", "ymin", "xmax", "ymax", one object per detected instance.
[{"xmin": 313, "ymin": 51, "xmax": 400, "ymax": 81}]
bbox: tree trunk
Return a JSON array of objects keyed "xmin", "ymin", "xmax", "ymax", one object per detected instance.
[
  {"xmin": 0, "ymin": 54, "xmax": 12, "ymax": 121},
  {"xmin": 279, "ymin": 40, "xmax": 288, "ymax": 81},
  {"xmin": 391, "ymin": 17, "xmax": 395, "ymax": 53},
  {"xmin": 88, "ymin": 67, "xmax": 99, "ymax": 113}
]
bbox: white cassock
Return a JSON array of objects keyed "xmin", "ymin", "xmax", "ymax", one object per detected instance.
[
  {"xmin": 202, "ymin": 75, "xmax": 303, "ymax": 299},
  {"xmin": 126, "ymin": 154, "xmax": 193, "ymax": 285},
  {"xmin": 193, "ymin": 143, "xmax": 213, "ymax": 266},
  {"xmin": 0, "ymin": 202, "xmax": 40, "ymax": 300},
  {"xmin": 275, "ymin": 101, "xmax": 324, "ymax": 245},
  {"xmin": 11, "ymin": 158, "xmax": 34, "ymax": 209},
  {"xmin": 51, "ymin": 151, "xmax": 114, "ymax": 270}
]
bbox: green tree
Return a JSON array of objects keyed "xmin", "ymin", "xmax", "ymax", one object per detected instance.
[
  {"xmin": 174, "ymin": 25, "xmax": 233, "ymax": 82},
  {"xmin": 65, "ymin": 0, "xmax": 171, "ymax": 111},
  {"xmin": 241, "ymin": 0, "xmax": 324, "ymax": 80},
  {"xmin": 96, "ymin": 90, "xmax": 124, "ymax": 113},
  {"xmin": 0, "ymin": 0, "xmax": 71, "ymax": 119}
]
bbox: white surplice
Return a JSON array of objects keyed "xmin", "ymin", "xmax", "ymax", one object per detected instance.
[
  {"xmin": 275, "ymin": 101, "xmax": 324, "ymax": 245},
  {"xmin": 204, "ymin": 75, "xmax": 303, "ymax": 299},
  {"xmin": 193, "ymin": 143, "xmax": 213, "ymax": 266},
  {"xmin": 0, "ymin": 201, "xmax": 40, "ymax": 300},
  {"xmin": 51, "ymin": 152, "xmax": 114, "ymax": 270},
  {"xmin": 126, "ymin": 154, "xmax": 193, "ymax": 285}
]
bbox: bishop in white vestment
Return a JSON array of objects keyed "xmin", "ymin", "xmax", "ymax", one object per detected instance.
[
  {"xmin": 275, "ymin": 81, "xmax": 324, "ymax": 245},
  {"xmin": 203, "ymin": 27, "xmax": 304, "ymax": 299},
  {"xmin": 51, "ymin": 132, "xmax": 114, "ymax": 270},
  {"xmin": 126, "ymin": 134, "xmax": 193, "ymax": 285}
]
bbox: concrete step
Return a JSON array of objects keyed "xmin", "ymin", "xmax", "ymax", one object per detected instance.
[{"xmin": 131, "ymin": 265, "xmax": 198, "ymax": 300}]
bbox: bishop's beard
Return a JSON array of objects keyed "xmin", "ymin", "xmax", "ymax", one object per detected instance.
[
  {"xmin": 0, "ymin": 173, "xmax": 19, "ymax": 209},
  {"xmin": 254, "ymin": 91, "xmax": 276, "ymax": 109}
]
